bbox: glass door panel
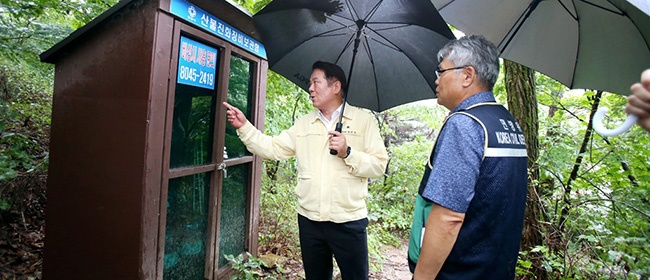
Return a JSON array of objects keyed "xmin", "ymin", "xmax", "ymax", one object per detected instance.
[
  {"xmin": 162, "ymin": 26, "xmax": 261, "ymax": 279},
  {"xmin": 169, "ymin": 84, "xmax": 217, "ymax": 169},
  {"xmin": 224, "ymin": 55, "xmax": 253, "ymax": 159},
  {"xmin": 164, "ymin": 34, "xmax": 220, "ymax": 279},
  {"xmin": 217, "ymin": 163, "xmax": 251, "ymax": 267},
  {"xmin": 163, "ymin": 173, "xmax": 212, "ymax": 280},
  {"xmin": 218, "ymin": 54, "xmax": 254, "ymax": 268}
]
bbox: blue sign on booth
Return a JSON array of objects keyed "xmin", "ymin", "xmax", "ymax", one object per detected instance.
[
  {"xmin": 170, "ymin": 0, "xmax": 267, "ymax": 59},
  {"xmin": 177, "ymin": 36, "xmax": 218, "ymax": 90}
]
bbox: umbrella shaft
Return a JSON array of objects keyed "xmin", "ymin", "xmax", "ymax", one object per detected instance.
[
  {"xmin": 337, "ymin": 27, "xmax": 363, "ymax": 130},
  {"xmin": 344, "ymin": 28, "xmax": 363, "ymax": 95}
]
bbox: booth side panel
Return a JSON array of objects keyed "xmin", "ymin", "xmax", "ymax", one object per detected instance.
[
  {"xmin": 43, "ymin": 1, "xmax": 160, "ymax": 279},
  {"xmin": 248, "ymin": 59, "xmax": 268, "ymax": 258},
  {"xmin": 141, "ymin": 9, "xmax": 175, "ymax": 280}
]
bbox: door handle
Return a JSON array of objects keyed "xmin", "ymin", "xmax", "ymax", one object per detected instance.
[{"xmin": 217, "ymin": 162, "xmax": 227, "ymax": 178}]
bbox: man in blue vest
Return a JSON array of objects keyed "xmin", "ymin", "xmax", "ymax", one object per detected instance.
[{"xmin": 407, "ymin": 35, "xmax": 528, "ymax": 279}]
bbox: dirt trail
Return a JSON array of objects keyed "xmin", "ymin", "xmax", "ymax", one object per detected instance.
[
  {"xmin": 265, "ymin": 239, "xmax": 413, "ymax": 279},
  {"xmin": 369, "ymin": 240, "xmax": 412, "ymax": 280}
]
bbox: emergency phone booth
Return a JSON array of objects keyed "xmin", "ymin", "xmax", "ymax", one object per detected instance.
[{"xmin": 40, "ymin": 0, "xmax": 267, "ymax": 278}]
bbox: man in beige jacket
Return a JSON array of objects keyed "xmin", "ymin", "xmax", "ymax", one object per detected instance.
[{"xmin": 223, "ymin": 61, "xmax": 388, "ymax": 280}]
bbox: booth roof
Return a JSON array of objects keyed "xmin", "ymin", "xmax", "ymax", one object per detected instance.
[{"xmin": 40, "ymin": 0, "xmax": 258, "ymax": 63}]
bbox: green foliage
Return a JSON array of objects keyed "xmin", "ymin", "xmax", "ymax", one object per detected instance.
[
  {"xmin": 0, "ymin": 198, "xmax": 10, "ymax": 211},
  {"xmin": 264, "ymin": 71, "xmax": 311, "ymax": 136},
  {"xmin": 368, "ymin": 140, "xmax": 432, "ymax": 243},
  {"xmin": 255, "ymin": 69, "xmax": 311, "ymax": 260},
  {"xmin": 365, "ymin": 103, "xmax": 446, "ymax": 249},
  {"xmin": 530, "ymin": 246, "xmax": 571, "ymax": 278},
  {"xmin": 0, "ymin": 58, "xmax": 51, "ymax": 187},
  {"xmin": 533, "ymin": 75, "xmax": 650, "ymax": 279},
  {"xmin": 258, "ymin": 176, "xmax": 300, "ymax": 257},
  {"xmin": 0, "ymin": 133, "xmax": 38, "ymax": 178},
  {"xmin": 225, "ymin": 252, "xmax": 285, "ymax": 280},
  {"xmin": 0, "ymin": 0, "xmax": 115, "ymax": 219},
  {"xmin": 516, "ymin": 251, "xmax": 534, "ymax": 278},
  {"xmin": 0, "ymin": 0, "xmax": 117, "ymax": 65},
  {"xmin": 382, "ymin": 102, "xmax": 447, "ymax": 133},
  {"xmin": 230, "ymin": 0, "xmax": 272, "ymax": 14},
  {"xmin": 260, "ymin": 71, "xmax": 310, "ymax": 181},
  {"xmin": 492, "ymin": 60, "xmax": 508, "ymax": 103}
]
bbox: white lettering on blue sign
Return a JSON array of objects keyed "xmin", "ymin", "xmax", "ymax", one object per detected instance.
[
  {"xmin": 170, "ymin": 0, "xmax": 267, "ymax": 59},
  {"xmin": 499, "ymin": 119, "xmax": 509, "ymax": 130},
  {"xmin": 177, "ymin": 36, "xmax": 217, "ymax": 90},
  {"xmin": 495, "ymin": 132, "xmax": 510, "ymax": 144},
  {"xmin": 495, "ymin": 131, "xmax": 526, "ymax": 145}
]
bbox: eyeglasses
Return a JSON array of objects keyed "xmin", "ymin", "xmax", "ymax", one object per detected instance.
[{"xmin": 435, "ymin": 65, "xmax": 468, "ymax": 79}]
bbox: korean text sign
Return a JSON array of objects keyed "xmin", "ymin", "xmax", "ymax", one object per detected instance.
[
  {"xmin": 177, "ymin": 36, "xmax": 218, "ymax": 90},
  {"xmin": 170, "ymin": 0, "xmax": 267, "ymax": 59}
]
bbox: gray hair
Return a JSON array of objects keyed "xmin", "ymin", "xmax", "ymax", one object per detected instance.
[{"xmin": 437, "ymin": 35, "xmax": 500, "ymax": 90}]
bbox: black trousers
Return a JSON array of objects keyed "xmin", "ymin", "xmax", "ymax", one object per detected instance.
[{"xmin": 298, "ymin": 214, "xmax": 369, "ymax": 280}]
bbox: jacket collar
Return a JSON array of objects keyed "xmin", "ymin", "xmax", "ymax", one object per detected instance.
[{"xmin": 310, "ymin": 102, "xmax": 356, "ymax": 124}]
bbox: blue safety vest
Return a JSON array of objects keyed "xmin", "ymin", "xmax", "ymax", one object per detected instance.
[{"xmin": 408, "ymin": 102, "xmax": 528, "ymax": 279}]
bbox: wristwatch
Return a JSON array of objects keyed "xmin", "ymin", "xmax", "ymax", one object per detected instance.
[{"xmin": 344, "ymin": 146, "xmax": 351, "ymax": 159}]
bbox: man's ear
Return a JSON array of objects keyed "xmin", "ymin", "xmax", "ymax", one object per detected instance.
[
  {"xmin": 333, "ymin": 79, "xmax": 342, "ymax": 95},
  {"xmin": 462, "ymin": 66, "xmax": 477, "ymax": 87}
]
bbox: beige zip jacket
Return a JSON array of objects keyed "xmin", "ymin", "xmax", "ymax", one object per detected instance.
[{"xmin": 237, "ymin": 104, "xmax": 388, "ymax": 223}]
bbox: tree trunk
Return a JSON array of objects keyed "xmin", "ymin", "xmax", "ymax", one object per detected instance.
[
  {"xmin": 504, "ymin": 60, "xmax": 546, "ymax": 279},
  {"xmin": 557, "ymin": 90, "xmax": 603, "ymax": 232}
]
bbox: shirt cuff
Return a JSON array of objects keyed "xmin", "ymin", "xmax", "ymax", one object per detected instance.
[{"xmin": 236, "ymin": 120, "xmax": 255, "ymax": 137}]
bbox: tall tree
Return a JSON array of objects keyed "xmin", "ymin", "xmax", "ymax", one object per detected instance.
[{"xmin": 504, "ymin": 59, "xmax": 546, "ymax": 279}]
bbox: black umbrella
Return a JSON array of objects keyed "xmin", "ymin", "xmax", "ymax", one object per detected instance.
[{"xmin": 252, "ymin": 0, "xmax": 455, "ymax": 114}]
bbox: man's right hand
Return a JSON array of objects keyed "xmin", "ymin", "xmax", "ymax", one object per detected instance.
[
  {"xmin": 223, "ymin": 102, "xmax": 247, "ymax": 129},
  {"xmin": 625, "ymin": 69, "xmax": 650, "ymax": 132}
]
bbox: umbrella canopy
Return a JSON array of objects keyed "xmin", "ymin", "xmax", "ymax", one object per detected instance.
[
  {"xmin": 431, "ymin": 0, "xmax": 650, "ymax": 136},
  {"xmin": 253, "ymin": 0, "xmax": 455, "ymax": 112},
  {"xmin": 432, "ymin": 0, "xmax": 650, "ymax": 96}
]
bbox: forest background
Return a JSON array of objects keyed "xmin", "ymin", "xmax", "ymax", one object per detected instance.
[{"xmin": 0, "ymin": 0, "xmax": 648, "ymax": 279}]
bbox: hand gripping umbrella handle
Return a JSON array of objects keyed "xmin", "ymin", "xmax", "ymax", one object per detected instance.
[
  {"xmin": 592, "ymin": 107, "xmax": 638, "ymax": 137},
  {"xmin": 330, "ymin": 122, "xmax": 343, "ymax": 155}
]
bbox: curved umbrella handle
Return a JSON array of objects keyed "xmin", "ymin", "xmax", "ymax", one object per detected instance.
[{"xmin": 592, "ymin": 107, "xmax": 638, "ymax": 137}]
